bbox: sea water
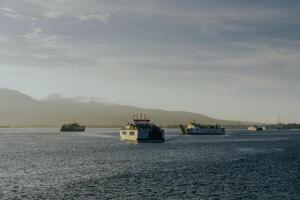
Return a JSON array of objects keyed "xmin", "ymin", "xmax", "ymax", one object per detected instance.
[{"xmin": 0, "ymin": 128, "xmax": 299, "ymax": 199}]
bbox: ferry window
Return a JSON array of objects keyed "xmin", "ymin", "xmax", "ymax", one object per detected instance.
[
  {"xmin": 122, "ymin": 131, "xmax": 127, "ymax": 135},
  {"xmin": 129, "ymin": 131, "xmax": 135, "ymax": 135}
]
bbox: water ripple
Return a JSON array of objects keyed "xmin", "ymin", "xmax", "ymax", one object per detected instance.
[{"xmin": 0, "ymin": 128, "xmax": 299, "ymax": 199}]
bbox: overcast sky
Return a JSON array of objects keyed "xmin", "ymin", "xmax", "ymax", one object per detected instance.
[{"xmin": 0, "ymin": 0, "xmax": 299, "ymax": 123}]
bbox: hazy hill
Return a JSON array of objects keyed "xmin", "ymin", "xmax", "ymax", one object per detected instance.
[{"xmin": 0, "ymin": 88, "xmax": 242, "ymax": 127}]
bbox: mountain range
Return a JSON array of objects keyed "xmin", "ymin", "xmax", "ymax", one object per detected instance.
[{"xmin": 0, "ymin": 88, "xmax": 246, "ymax": 127}]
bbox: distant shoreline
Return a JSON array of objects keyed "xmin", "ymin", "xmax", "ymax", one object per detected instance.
[
  {"xmin": 1, "ymin": 123, "xmax": 300, "ymax": 129},
  {"xmin": 0, "ymin": 125, "xmax": 123, "ymax": 128}
]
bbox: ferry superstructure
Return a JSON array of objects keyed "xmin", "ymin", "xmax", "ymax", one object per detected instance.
[
  {"xmin": 120, "ymin": 115, "xmax": 165, "ymax": 142},
  {"xmin": 60, "ymin": 123, "xmax": 85, "ymax": 132},
  {"xmin": 180, "ymin": 122, "xmax": 225, "ymax": 135}
]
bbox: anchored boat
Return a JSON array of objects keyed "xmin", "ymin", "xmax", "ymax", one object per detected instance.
[
  {"xmin": 60, "ymin": 123, "xmax": 85, "ymax": 132},
  {"xmin": 120, "ymin": 115, "xmax": 165, "ymax": 142},
  {"xmin": 180, "ymin": 122, "xmax": 225, "ymax": 135}
]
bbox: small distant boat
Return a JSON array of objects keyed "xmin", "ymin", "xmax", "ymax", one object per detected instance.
[
  {"xmin": 120, "ymin": 115, "xmax": 165, "ymax": 142},
  {"xmin": 60, "ymin": 123, "xmax": 85, "ymax": 132},
  {"xmin": 248, "ymin": 125, "xmax": 262, "ymax": 131},
  {"xmin": 180, "ymin": 122, "xmax": 225, "ymax": 135}
]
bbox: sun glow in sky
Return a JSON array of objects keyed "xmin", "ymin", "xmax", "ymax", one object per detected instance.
[{"xmin": 0, "ymin": 0, "xmax": 300, "ymax": 123}]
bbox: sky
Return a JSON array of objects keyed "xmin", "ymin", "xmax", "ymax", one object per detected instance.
[{"xmin": 0, "ymin": 0, "xmax": 299, "ymax": 123}]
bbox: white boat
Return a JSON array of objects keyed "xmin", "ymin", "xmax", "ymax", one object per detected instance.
[
  {"xmin": 248, "ymin": 125, "xmax": 262, "ymax": 131},
  {"xmin": 120, "ymin": 115, "xmax": 165, "ymax": 142},
  {"xmin": 180, "ymin": 123, "xmax": 225, "ymax": 135}
]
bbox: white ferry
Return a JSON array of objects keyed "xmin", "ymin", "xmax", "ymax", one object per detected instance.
[
  {"xmin": 180, "ymin": 122, "xmax": 225, "ymax": 135},
  {"xmin": 120, "ymin": 115, "xmax": 165, "ymax": 142}
]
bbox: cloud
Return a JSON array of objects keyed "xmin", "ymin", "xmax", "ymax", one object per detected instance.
[
  {"xmin": 75, "ymin": 14, "xmax": 110, "ymax": 23},
  {"xmin": 0, "ymin": 36, "xmax": 8, "ymax": 43},
  {"xmin": 2, "ymin": 1, "xmax": 298, "ymax": 32},
  {"xmin": 12, "ymin": 0, "xmax": 112, "ymax": 23},
  {"xmin": 43, "ymin": 11, "xmax": 110, "ymax": 23},
  {"xmin": 0, "ymin": 6, "xmax": 24, "ymax": 19},
  {"xmin": 23, "ymin": 25, "xmax": 68, "ymax": 49},
  {"xmin": 0, "ymin": 23, "xmax": 100, "ymax": 69},
  {"xmin": 0, "ymin": 1, "xmax": 299, "ymax": 93},
  {"xmin": 44, "ymin": 11, "xmax": 62, "ymax": 19}
]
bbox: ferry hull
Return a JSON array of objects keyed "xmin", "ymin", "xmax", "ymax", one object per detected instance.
[
  {"xmin": 60, "ymin": 127, "xmax": 85, "ymax": 132},
  {"xmin": 185, "ymin": 129, "xmax": 225, "ymax": 135},
  {"xmin": 121, "ymin": 138, "xmax": 165, "ymax": 143},
  {"xmin": 60, "ymin": 129, "xmax": 85, "ymax": 132},
  {"xmin": 120, "ymin": 129, "xmax": 165, "ymax": 142},
  {"xmin": 186, "ymin": 131, "xmax": 225, "ymax": 135}
]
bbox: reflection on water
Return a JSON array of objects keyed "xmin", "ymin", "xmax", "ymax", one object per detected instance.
[{"xmin": 0, "ymin": 128, "xmax": 299, "ymax": 199}]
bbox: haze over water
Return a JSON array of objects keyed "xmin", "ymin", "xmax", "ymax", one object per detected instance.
[{"xmin": 0, "ymin": 128, "xmax": 299, "ymax": 199}]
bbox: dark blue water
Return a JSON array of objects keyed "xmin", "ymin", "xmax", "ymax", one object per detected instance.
[{"xmin": 0, "ymin": 128, "xmax": 299, "ymax": 199}]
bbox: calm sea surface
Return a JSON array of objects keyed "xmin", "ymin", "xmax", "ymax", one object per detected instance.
[{"xmin": 0, "ymin": 128, "xmax": 299, "ymax": 199}]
